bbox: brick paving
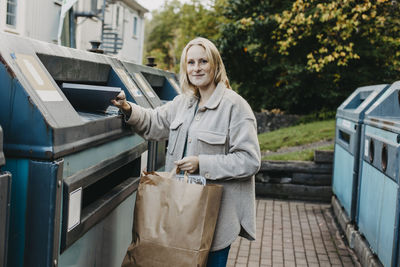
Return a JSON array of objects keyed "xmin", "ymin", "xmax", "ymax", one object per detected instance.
[{"xmin": 227, "ymin": 199, "xmax": 360, "ymax": 267}]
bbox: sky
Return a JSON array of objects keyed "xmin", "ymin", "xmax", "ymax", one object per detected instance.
[
  {"xmin": 136, "ymin": 0, "xmax": 211, "ymax": 13},
  {"xmin": 136, "ymin": 0, "xmax": 183, "ymax": 12},
  {"xmin": 136, "ymin": 0, "xmax": 165, "ymax": 12}
]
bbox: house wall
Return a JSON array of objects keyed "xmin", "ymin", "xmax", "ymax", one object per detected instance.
[
  {"xmin": 75, "ymin": 0, "xmax": 146, "ymax": 63},
  {"xmin": 75, "ymin": 0, "xmax": 102, "ymax": 51},
  {"xmin": 117, "ymin": 3, "xmax": 144, "ymax": 63},
  {"xmin": 0, "ymin": 0, "xmax": 146, "ymax": 63},
  {"xmin": 0, "ymin": 0, "xmax": 62, "ymax": 43}
]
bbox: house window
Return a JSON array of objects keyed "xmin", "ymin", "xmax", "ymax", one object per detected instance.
[
  {"xmin": 91, "ymin": 0, "xmax": 98, "ymax": 13},
  {"xmin": 6, "ymin": 0, "xmax": 17, "ymax": 27},
  {"xmin": 133, "ymin": 17, "xmax": 138, "ymax": 36},
  {"xmin": 116, "ymin": 6, "xmax": 120, "ymax": 27}
]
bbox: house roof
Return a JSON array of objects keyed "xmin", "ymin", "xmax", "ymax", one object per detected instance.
[{"xmin": 119, "ymin": 0, "xmax": 149, "ymax": 15}]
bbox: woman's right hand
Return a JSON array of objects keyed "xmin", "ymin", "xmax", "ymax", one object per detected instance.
[{"xmin": 112, "ymin": 91, "xmax": 132, "ymax": 115}]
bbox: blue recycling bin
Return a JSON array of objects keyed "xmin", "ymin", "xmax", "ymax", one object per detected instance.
[
  {"xmin": 0, "ymin": 32, "xmax": 154, "ymax": 267},
  {"xmin": 333, "ymin": 84, "xmax": 389, "ymax": 222},
  {"xmin": 121, "ymin": 61, "xmax": 181, "ymax": 171},
  {"xmin": 357, "ymin": 81, "xmax": 400, "ymax": 267},
  {"xmin": 138, "ymin": 64, "xmax": 181, "ymax": 104},
  {"xmin": 0, "ymin": 126, "xmax": 12, "ymax": 267}
]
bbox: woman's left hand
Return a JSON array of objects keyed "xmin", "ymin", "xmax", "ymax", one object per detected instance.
[{"xmin": 175, "ymin": 156, "xmax": 199, "ymax": 174}]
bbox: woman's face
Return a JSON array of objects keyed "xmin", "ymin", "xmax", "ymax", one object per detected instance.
[{"xmin": 186, "ymin": 45, "xmax": 214, "ymax": 90}]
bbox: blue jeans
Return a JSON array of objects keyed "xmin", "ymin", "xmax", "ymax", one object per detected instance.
[{"xmin": 206, "ymin": 246, "xmax": 231, "ymax": 267}]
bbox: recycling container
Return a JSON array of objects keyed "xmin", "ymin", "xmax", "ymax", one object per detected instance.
[
  {"xmin": 0, "ymin": 126, "xmax": 12, "ymax": 267},
  {"xmin": 135, "ymin": 63, "xmax": 181, "ymax": 104},
  {"xmin": 0, "ymin": 32, "xmax": 153, "ymax": 267},
  {"xmin": 357, "ymin": 81, "xmax": 400, "ymax": 267},
  {"xmin": 121, "ymin": 61, "xmax": 181, "ymax": 171},
  {"xmin": 333, "ymin": 84, "xmax": 389, "ymax": 222}
]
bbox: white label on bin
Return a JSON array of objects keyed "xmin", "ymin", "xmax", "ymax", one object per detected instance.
[
  {"xmin": 23, "ymin": 59, "xmax": 44, "ymax": 85},
  {"xmin": 364, "ymin": 139, "xmax": 369, "ymax": 157},
  {"xmin": 35, "ymin": 90, "xmax": 64, "ymax": 102},
  {"xmin": 342, "ymin": 120, "xmax": 351, "ymax": 129},
  {"xmin": 14, "ymin": 54, "xmax": 63, "ymax": 102},
  {"xmin": 141, "ymin": 150, "xmax": 148, "ymax": 172},
  {"xmin": 115, "ymin": 67, "xmax": 143, "ymax": 97},
  {"xmin": 68, "ymin": 187, "xmax": 82, "ymax": 232},
  {"xmin": 134, "ymin": 73, "xmax": 155, "ymax": 98}
]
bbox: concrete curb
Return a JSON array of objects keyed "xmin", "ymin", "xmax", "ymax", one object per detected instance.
[{"xmin": 331, "ymin": 196, "xmax": 384, "ymax": 267}]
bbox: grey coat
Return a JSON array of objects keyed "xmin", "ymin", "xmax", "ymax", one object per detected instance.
[{"xmin": 125, "ymin": 82, "xmax": 261, "ymax": 251}]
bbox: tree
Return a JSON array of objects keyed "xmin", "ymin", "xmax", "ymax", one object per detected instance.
[
  {"xmin": 144, "ymin": 0, "xmax": 223, "ymax": 73},
  {"xmin": 219, "ymin": 0, "xmax": 400, "ymax": 113},
  {"xmin": 218, "ymin": 0, "xmax": 296, "ymax": 112}
]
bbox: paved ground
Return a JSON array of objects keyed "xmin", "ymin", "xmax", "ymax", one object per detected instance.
[{"xmin": 227, "ymin": 199, "xmax": 360, "ymax": 267}]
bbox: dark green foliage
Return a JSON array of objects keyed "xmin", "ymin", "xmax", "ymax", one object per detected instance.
[{"xmin": 218, "ymin": 0, "xmax": 400, "ymax": 114}]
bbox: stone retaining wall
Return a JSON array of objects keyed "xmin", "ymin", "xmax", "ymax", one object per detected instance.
[
  {"xmin": 254, "ymin": 111, "xmax": 300, "ymax": 134},
  {"xmin": 255, "ymin": 151, "xmax": 333, "ymax": 202}
]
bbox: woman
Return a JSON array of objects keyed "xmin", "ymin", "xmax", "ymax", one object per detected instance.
[{"xmin": 112, "ymin": 37, "xmax": 261, "ymax": 267}]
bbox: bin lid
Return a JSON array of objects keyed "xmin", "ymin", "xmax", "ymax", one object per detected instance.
[
  {"xmin": 336, "ymin": 84, "xmax": 390, "ymax": 123},
  {"xmin": 0, "ymin": 126, "xmax": 4, "ymax": 167},
  {"xmin": 364, "ymin": 81, "xmax": 400, "ymax": 133},
  {"xmin": 61, "ymin": 83, "xmax": 121, "ymax": 113}
]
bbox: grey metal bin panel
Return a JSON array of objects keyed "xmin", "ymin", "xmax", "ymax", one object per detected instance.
[
  {"xmin": 336, "ymin": 84, "xmax": 390, "ymax": 123},
  {"xmin": 364, "ymin": 81, "xmax": 400, "ymax": 132},
  {"xmin": 106, "ymin": 57, "xmax": 153, "ymax": 108},
  {"xmin": 120, "ymin": 60, "xmax": 163, "ymax": 108}
]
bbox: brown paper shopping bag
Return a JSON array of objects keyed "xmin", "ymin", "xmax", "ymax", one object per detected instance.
[{"xmin": 122, "ymin": 170, "xmax": 223, "ymax": 267}]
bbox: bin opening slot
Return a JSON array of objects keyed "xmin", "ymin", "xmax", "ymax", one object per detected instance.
[
  {"xmin": 381, "ymin": 144, "xmax": 388, "ymax": 172},
  {"xmin": 62, "ymin": 154, "xmax": 142, "ymax": 251},
  {"xmin": 81, "ymin": 157, "xmax": 140, "ymax": 212},
  {"xmin": 339, "ymin": 130, "xmax": 351, "ymax": 144},
  {"xmin": 61, "ymin": 83, "xmax": 121, "ymax": 114},
  {"xmin": 36, "ymin": 53, "xmax": 130, "ymax": 114},
  {"xmin": 359, "ymin": 91, "xmax": 371, "ymax": 101},
  {"xmin": 141, "ymin": 72, "xmax": 176, "ymax": 101},
  {"xmin": 344, "ymin": 90, "xmax": 372, "ymax": 109},
  {"xmin": 369, "ymin": 139, "xmax": 374, "ymax": 163}
]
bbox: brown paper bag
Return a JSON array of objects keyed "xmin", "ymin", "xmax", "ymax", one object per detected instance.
[{"xmin": 122, "ymin": 170, "xmax": 223, "ymax": 267}]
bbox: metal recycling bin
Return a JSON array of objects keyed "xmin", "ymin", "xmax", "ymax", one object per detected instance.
[
  {"xmin": 0, "ymin": 32, "xmax": 153, "ymax": 267},
  {"xmin": 137, "ymin": 63, "xmax": 181, "ymax": 104},
  {"xmin": 121, "ymin": 61, "xmax": 180, "ymax": 171},
  {"xmin": 0, "ymin": 126, "xmax": 12, "ymax": 267},
  {"xmin": 357, "ymin": 81, "xmax": 400, "ymax": 267},
  {"xmin": 333, "ymin": 84, "xmax": 389, "ymax": 222}
]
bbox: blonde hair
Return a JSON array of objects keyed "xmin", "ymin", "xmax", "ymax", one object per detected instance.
[{"xmin": 179, "ymin": 37, "xmax": 230, "ymax": 95}]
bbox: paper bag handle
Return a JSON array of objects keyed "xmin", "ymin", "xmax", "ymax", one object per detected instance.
[{"xmin": 171, "ymin": 166, "xmax": 189, "ymax": 183}]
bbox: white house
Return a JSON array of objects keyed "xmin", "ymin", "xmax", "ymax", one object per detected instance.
[
  {"xmin": 0, "ymin": 0, "xmax": 63, "ymax": 43},
  {"xmin": 0, "ymin": 0, "xmax": 147, "ymax": 63}
]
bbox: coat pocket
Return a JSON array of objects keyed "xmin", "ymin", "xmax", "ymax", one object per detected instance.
[
  {"xmin": 197, "ymin": 131, "xmax": 227, "ymax": 155},
  {"xmin": 167, "ymin": 119, "xmax": 184, "ymax": 155}
]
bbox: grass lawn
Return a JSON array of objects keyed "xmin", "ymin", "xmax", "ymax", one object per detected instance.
[
  {"xmin": 262, "ymin": 144, "xmax": 334, "ymax": 161},
  {"xmin": 258, "ymin": 119, "xmax": 335, "ymax": 152},
  {"xmin": 258, "ymin": 119, "xmax": 336, "ymax": 161}
]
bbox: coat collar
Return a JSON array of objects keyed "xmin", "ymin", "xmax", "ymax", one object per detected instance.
[
  {"xmin": 202, "ymin": 82, "xmax": 226, "ymax": 110},
  {"xmin": 186, "ymin": 82, "xmax": 226, "ymax": 110}
]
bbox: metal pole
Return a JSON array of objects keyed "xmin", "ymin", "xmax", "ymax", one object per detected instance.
[{"xmin": 101, "ymin": 0, "xmax": 106, "ymax": 45}]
